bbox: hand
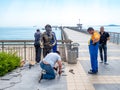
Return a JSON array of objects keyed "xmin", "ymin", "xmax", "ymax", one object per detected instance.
[
  {"xmin": 92, "ymin": 43, "xmax": 96, "ymax": 45},
  {"xmin": 49, "ymin": 44, "xmax": 53, "ymax": 47},
  {"xmin": 58, "ymin": 70, "xmax": 62, "ymax": 75},
  {"xmin": 40, "ymin": 45, "xmax": 44, "ymax": 48}
]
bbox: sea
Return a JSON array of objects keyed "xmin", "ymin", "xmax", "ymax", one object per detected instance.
[
  {"xmin": 0, "ymin": 27, "xmax": 62, "ymax": 40},
  {"xmin": 83, "ymin": 25, "xmax": 120, "ymax": 33},
  {"xmin": 0, "ymin": 26, "xmax": 120, "ymax": 40}
]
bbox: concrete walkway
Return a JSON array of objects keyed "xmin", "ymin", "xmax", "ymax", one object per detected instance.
[
  {"xmin": 0, "ymin": 63, "xmax": 67, "ymax": 90},
  {"xmin": 64, "ymin": 28, "xmax": 120, "ymax": 90},
  {"xmin": 0, "ymin": 28, "xmax": 120, "ymax": 90}
]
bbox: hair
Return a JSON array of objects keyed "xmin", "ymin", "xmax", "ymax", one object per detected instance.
[
  {"xmin": 100, "ymin": 26, "xmax": 104, "ymax": 29},
  {"xmin": 87, "ymin": 27, "xmax": 94, "ymax": 32},
  {"xmin": 55, "ymin": 51, "xmax": 60, "ymax": 55},
  {"xmin": 36, "ymin": 29, "xmax": 40, "ymax": 32},
  {"xmin": 45, "ymin": 24, "xmax": 52, "ymax": 29}
]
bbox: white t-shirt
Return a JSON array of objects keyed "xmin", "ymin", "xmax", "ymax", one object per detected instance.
[{"xmin": 43, "ymin": 52, "xmax": 61, "ymax": 67}]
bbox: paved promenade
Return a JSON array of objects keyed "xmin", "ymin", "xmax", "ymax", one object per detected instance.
[
  {"xmin": 0, "ymin": 28, "xmax": 120, "ymax": 90},
  {"xmin": 64, "ymin": 28, "xmax": 120, "ymax": 90}
]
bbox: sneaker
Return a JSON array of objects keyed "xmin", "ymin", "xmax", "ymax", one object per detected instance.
[
  {"xmin": 104, "ymin": 62, "xmax": 109, "ymax": 65},
  {"xmin": 39, "ymin": 73, "xmax": 43, "ymax": 83},
  {"xmin": 90, "ymin": 69, "xmax": 92, "ymax": 71},
  {"xmin": 88, "ymin": 70, "xmax": 98, "ymax": 74},
  {"xmin": 99, "ymin": 61, "xmax": 103, "ymax": 63}
]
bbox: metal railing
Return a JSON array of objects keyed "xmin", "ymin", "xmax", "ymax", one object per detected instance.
[
  {"xmin": 67, "ymin": 27, "xmax": 120, "ymax": 45},
  {"xmin": 109, "ymin": 32, "xmax": 120, "ymax": 44},
  {"xmin": 0, "ymin": 40, "xmax": 72, "ymax": 62}
]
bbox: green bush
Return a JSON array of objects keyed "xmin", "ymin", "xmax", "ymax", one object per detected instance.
[{"xmin": 0, "ymin": 52, "xmax": 21, "ymax": 76}]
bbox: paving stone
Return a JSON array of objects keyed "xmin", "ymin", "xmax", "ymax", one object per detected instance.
[
  {"xmin": 94, "ymin": 84, "xmax": 120, "ymax": 90},
  {"xmin": 80, "ymin": 60, "xmax": 120, "ymax": 75},
  {"xmin": 0, "ymin": 64, "xmax": 67, "ymax": 90}
]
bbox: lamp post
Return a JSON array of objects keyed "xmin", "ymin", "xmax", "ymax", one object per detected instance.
[
  {"xmin": 78, "ymin": 19, "xmax": 82, "ymax": 30},
  {"xmin": 79, "ymin": 19, "xmax": 80, "ymax": 25}
]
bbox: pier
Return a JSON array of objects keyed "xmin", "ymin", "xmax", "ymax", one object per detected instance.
[{"xmin": 0, "ymin": 28, "xmax": 120, "ymax": 90}]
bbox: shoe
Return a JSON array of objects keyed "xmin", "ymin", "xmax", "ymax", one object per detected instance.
[
  {"xmin": 99, "ymin": 61, "xmax": 103, "ymax": 63},
  {"xmin": 90, "ymin": 69, "xmax": 92, "ymax": 71},
  {"xmin": 39, "ymin": 73, "xmax": 43, "ymax": 83},
  {"xmin": 53, "ymin": 67, "xmax": 58, "ymax": 71},
  {"xmin": 90, "ymin": 69, "xmax": 98, "ymax": 72},
  {"xmin": 104, "ymin": 62, "xmax": 109, "ymax": 65},
  {"xmin": 88, "ymin": 71, "xmax": 98, "ymax": 74}
]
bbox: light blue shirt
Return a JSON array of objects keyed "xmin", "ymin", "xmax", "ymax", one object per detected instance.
[{"xmin": 43, "ymin": 52, "xmax": 61, "ymax": 67}]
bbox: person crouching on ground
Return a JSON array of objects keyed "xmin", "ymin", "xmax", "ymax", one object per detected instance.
[{"xmin": 39, "ymin": 51, "xmax": 62, "ymax": 82}]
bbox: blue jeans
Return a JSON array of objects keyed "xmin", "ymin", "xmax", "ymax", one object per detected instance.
[
  {"xmin": 99, "ymin": 44, "xmax": 107, "ymax": 62},
  {"xmin": 89, "ymin": 40, "xmax": 99, "ymax": 72},
  {"xmin": 40, "ymin": 62, "xmax": 55, "ymax": 79}
]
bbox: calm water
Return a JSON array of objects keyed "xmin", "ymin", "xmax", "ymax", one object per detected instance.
[
  {"xmin": 0, "ymin": 26, "xmax": 120, "ymax": 40},
  {"xmin": 83, "ymin": 25, "xmax": 120, "ymax": 33},
  {"xmin": 94, "ymin": 26, "xmax": 120, "ymax": 33},
  {"xmin": 0, "ymin": 27, "xmax": 62, "ymax": 40}
]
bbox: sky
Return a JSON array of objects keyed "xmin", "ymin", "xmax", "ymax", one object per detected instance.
[{"xmin": 0, "ymin": 0, "xmax": 120, "ymax": 27}]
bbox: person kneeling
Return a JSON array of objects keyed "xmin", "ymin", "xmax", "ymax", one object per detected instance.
[{"xmin": 39, "ymin": 51, "xmax": 62, "ymax": 82}]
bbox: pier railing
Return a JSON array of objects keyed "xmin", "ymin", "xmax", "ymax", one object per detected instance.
[
  {"xmin": 109, "ymin": 32, "xmax": 120, "ymax": 44},
  {"xmin": 67, "ymin": 27, "xmax": 120, "ymax": 45},
  {"xmin": 0, "ymin": 40, "xmax": 72, "ymax": 62}
]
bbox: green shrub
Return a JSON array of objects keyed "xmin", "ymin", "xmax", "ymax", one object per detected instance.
[{"xmin": 0, "ymin": 52, "xmax": 21, "ymax": 76}]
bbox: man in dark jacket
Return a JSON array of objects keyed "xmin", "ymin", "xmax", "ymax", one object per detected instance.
[
  {"xmin": 34, "ymin": 29, "xmax": 42, "ymax": 63},
  {"xmin": 99, "ymin": 26, "xmax": 110, "ymax": 65}
]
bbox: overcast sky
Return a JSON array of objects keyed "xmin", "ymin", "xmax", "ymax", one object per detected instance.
[{"xmin": 0, "ymin": 0, "xmax": 120, "ymax": 27}]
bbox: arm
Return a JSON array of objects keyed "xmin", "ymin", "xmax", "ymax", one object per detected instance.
[
  {"xmin": 57, "ymin": 60, "xmax": 62, "ymax": 75},
  {"xmin": 40, "ymin": 33, "xmax": 44, "ymax": 48},
  {"xmin": 51, "ymin": 32, "xmax": 57, "ymax": 46},
  {"xmin": 107, "ymin": 33, "xmax": 110, "ymax": 40},
  {"xmin": 92, "ymin": 38, "xmax": 99, "ymax": 44},
  {"xmin": 92, "ymin": 32, "xmax": 100, "ymax": 44},
  {"xmin": 107, "ymin": 37, "xmax": 110, "ymax": 40}
]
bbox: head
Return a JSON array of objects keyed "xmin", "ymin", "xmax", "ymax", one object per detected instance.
[
  {"xmin": 100, "ymin": 26, "xmax": 104, "ymax": 32},
  {"xmin": 45, "ymin": 24, "xmax": 52, "ymax": 33},
  {"xmin": 55, "ymin": 51, "xmax": 60, "ymax": 55},
  {"xmin": 36, "ymin": 29, "xmax": 40, "ymax": 32},
  {"xmin": 87, "ymin": 27, "xmax": 94, "ymax": 34}
]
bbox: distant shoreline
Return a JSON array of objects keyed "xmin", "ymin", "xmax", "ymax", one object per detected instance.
[{"xmin": 105, "ymin": 24, "xmax": 120, "ymax": 27}]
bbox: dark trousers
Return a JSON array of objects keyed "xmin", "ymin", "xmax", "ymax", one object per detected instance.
[
  {"xmin": 35, "ymin": 46, "xmax": 41, "ymax": 63},
  {"xmin": 40, "ymin": 62, "xmax": 55, "ymax": 79},
  {"xmin": 52, "ymin": 44, "xmax": 57, "ymax": 52},
  {"xmin": 99, "ymin": 44, "xmax": 107, "ymax": 62},
  {"xmin": 43, "ymin": 46, "xmax": 52, "ymax": 57}
]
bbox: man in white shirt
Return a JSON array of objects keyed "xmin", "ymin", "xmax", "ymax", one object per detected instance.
[{"xmin": 39, "ymin": 51, "xmax": 62, "ymax": 81}]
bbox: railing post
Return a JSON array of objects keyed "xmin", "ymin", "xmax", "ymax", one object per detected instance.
[
  {"xmin": 24, "ymin": 42, "xmax": 26, "ymax": 61},
  {"xmin": 2, "ymin": 42, "xmax": 4, "ymax": 52},
  {"xmin": 117, "ymin": 34, "xmax": 119, "ymax": 44},
  {"xmin": 109, "ymin": 32, "xmax": 112, "ymax": 42},
  {"xmin": 113, "ymin": 33, "xmax": 115, "ymax": 43}
]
